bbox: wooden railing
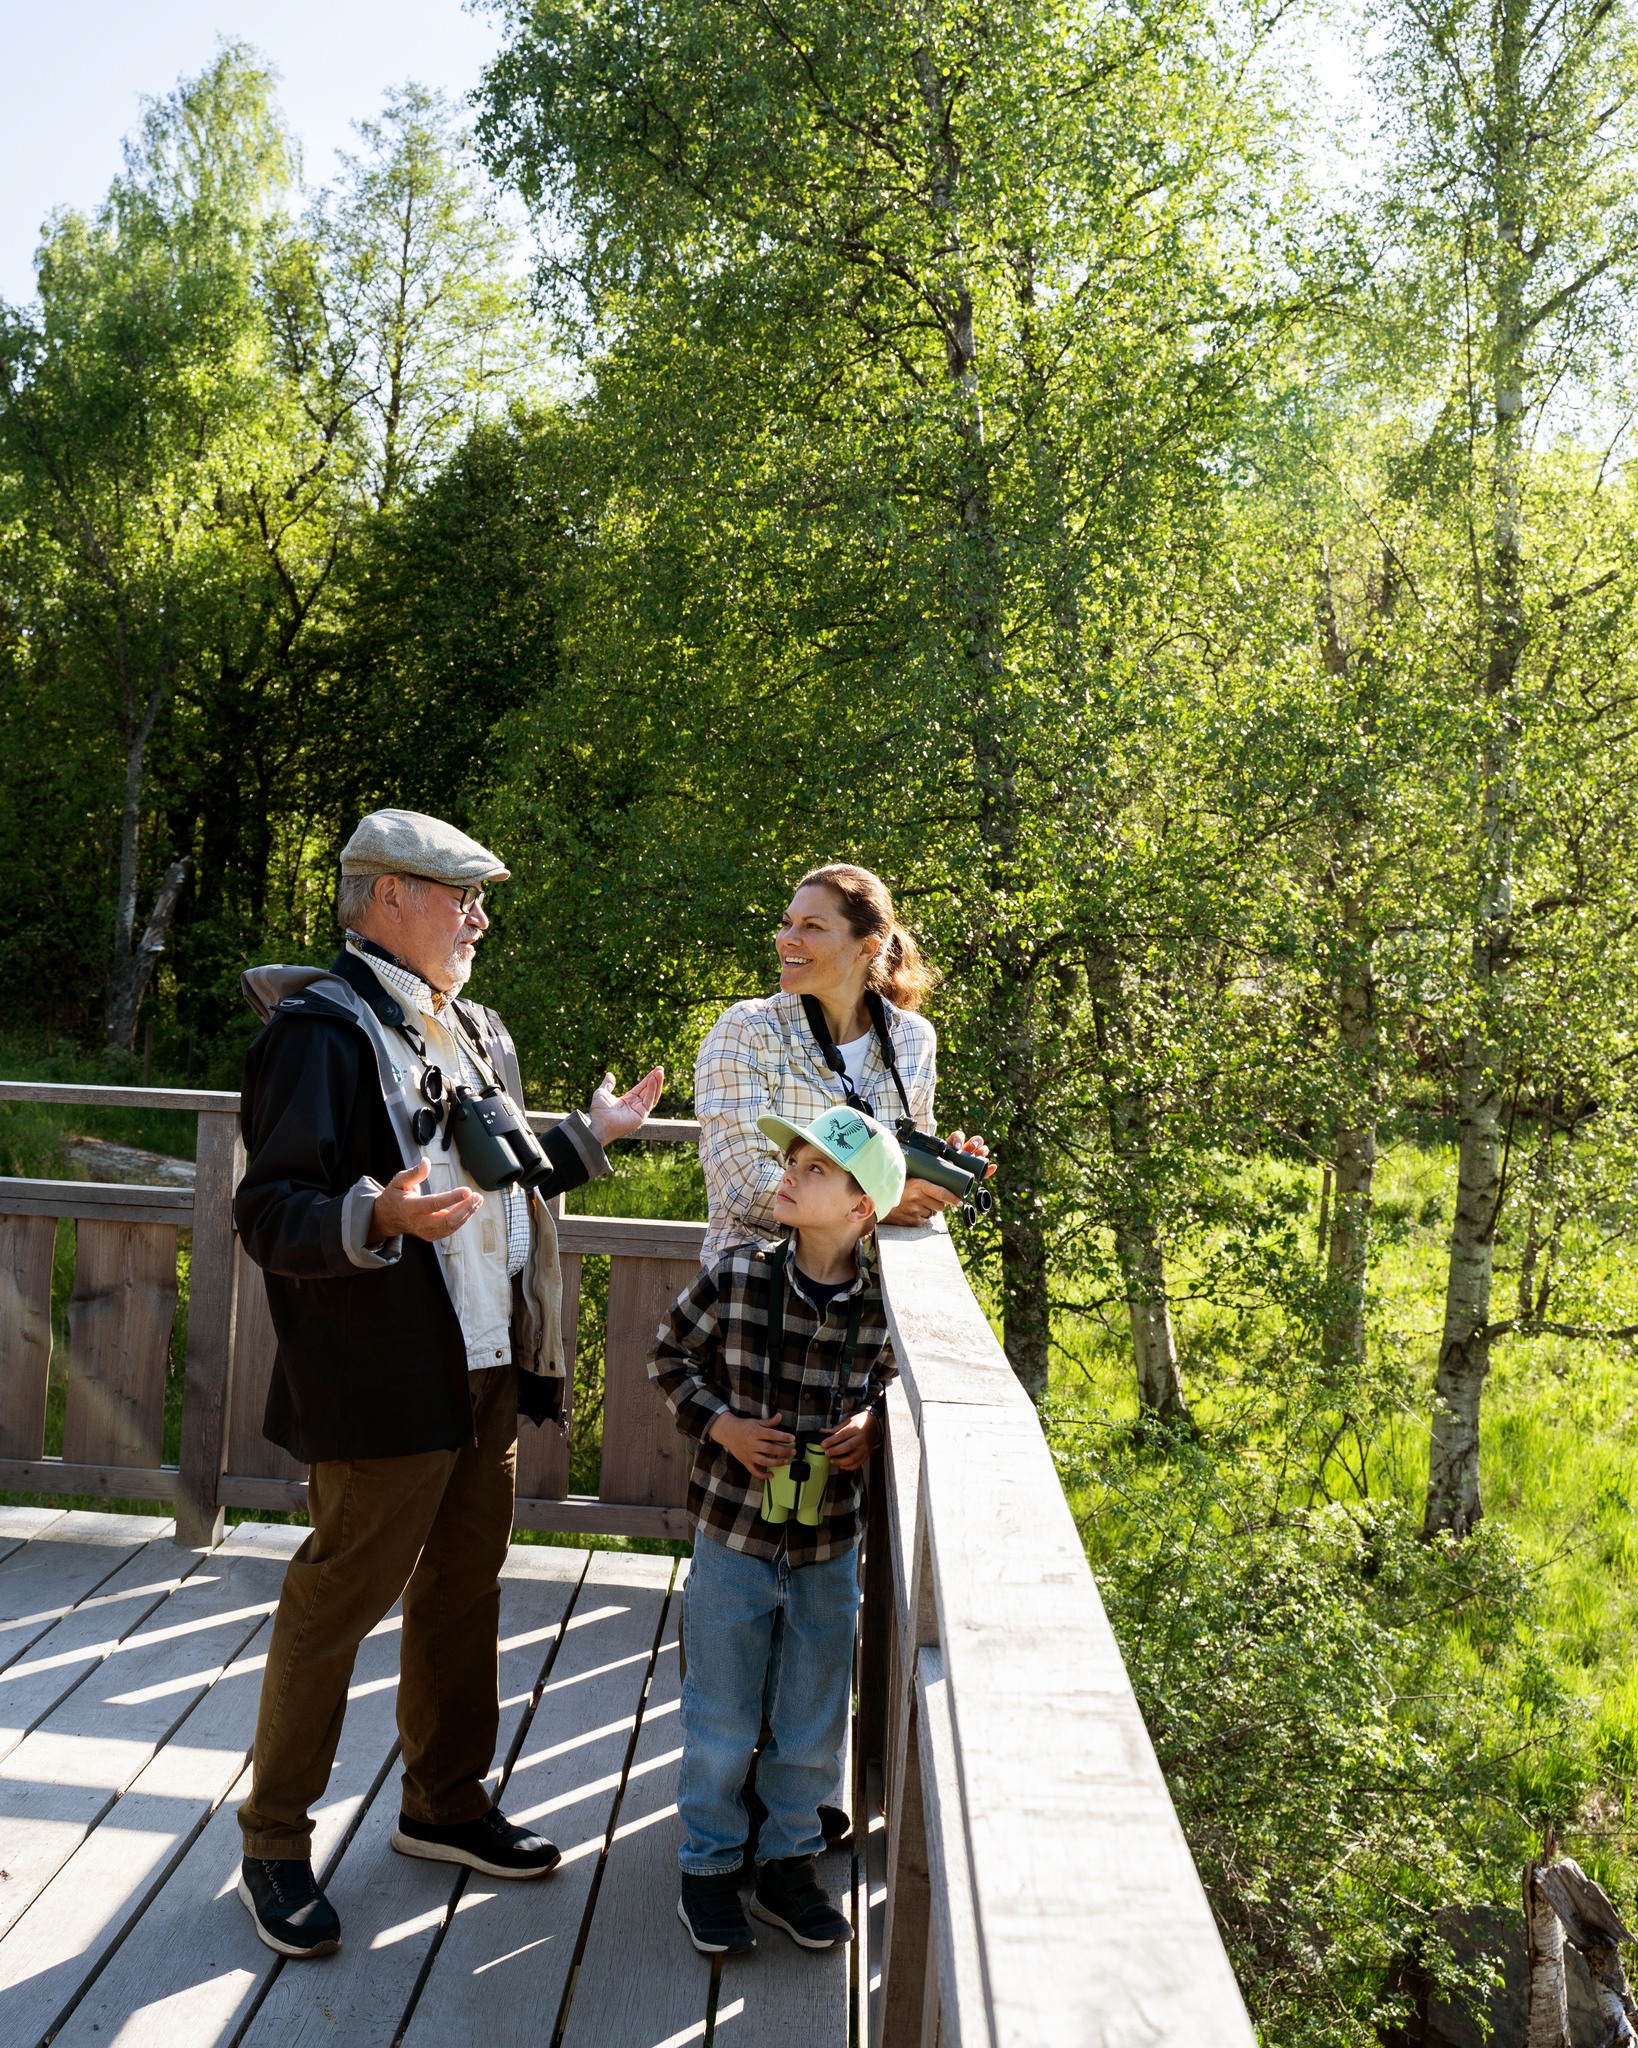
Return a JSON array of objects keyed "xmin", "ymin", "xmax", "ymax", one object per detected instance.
[
  {"xmin": 860, "ymin": 1222, "xmax": 1256, "ymax": 2048},
  {"xmin": 0, "ymin": 1080, "xmax": 705, "ymax": 1546},
  {"xmin": 0, "ymin": 1077, "xmax": 1257, "ymax": 2047}
]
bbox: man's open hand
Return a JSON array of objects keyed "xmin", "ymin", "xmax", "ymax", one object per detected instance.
[
  {"xmin": 708, "ymin": 1409, "xmax": 796, "ymax": 1481},
  {"xmin": 587, "ymin": 1065, "xmax": 665, "ymax": 1145},
  {"xmin": 370, "ymin": 1159, "xmax": 482, "ymax": 1244}
]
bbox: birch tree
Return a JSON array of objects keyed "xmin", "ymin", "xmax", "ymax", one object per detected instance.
[
  {"xmin": 312, "ymin": 85, "xmax": 536, "ymax": 513},
  {"xmin": 478, "ymin": 0, "xmax": 1295, "ymax": 1400},
  {"xmin": 0, "ymin": 45, "xmax": 300, "ymax": 1050},
  {"xmin": 1370, "ymin": 0, "xmax": 1638, "ymax": 1535}
]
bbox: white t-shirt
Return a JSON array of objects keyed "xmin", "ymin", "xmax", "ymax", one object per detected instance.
[{"xmin": 838, "ymin": 1033, "xmax": 872, "ymax": 1087}]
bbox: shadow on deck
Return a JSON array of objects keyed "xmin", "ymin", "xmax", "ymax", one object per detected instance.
[
  {"xmin": 0, "ymin": 1077, "xmax": 1258, "ymax": 2048},
  {"xmin": 0, "ymin": 1509, "xmax": 857, "ymax": 2048}
]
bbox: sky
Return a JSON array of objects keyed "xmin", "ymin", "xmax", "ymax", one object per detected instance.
[{"xmin": 1, "ymin": 0, "xmax": 507, "ymax": 305}]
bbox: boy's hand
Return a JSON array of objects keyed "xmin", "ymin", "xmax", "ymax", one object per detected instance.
[
  {"xmin": 820, "ymin": 1410, "xmax": 880, "ymax": 1472},
  {"xmin": 708, "ymin": 1409, "xmax": 796, "ymax": 1480}
]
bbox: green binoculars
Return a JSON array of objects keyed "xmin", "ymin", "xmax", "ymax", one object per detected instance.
[{"xmin": 760, "ymin": 1441, "xmax": 831, "ymax": 1527}]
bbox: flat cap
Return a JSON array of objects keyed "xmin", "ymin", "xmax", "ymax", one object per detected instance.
[{"xmin": 339, "ymin": 809, "xmax": 511, "ymax": 885}]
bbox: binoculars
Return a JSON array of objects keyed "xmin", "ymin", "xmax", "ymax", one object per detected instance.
[
  {"xmin": 897, "ymin": 1122, "xmax": 995, "ymax": 1227},
  {"xmin": 760, "ymin": 1440, "xmax": 831, "ymax": 1527},
  {"xmin": 445, "ymin": 1084, "xmax": 557, "ymax": 1194}
]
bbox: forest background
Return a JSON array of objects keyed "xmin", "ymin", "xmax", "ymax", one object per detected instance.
[{"xmin": 4, "ymin": 1, "xmax": 1638, "ymax": 2041}]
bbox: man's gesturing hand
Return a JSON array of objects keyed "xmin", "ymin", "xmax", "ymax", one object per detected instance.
[
  {"xmin": 587, "ymin": 1065, "xmax": 665, "ymax": 1146},
  {"xmin": 370, "ymin": 1159, "xmax": 482, "ymax": 1244}
]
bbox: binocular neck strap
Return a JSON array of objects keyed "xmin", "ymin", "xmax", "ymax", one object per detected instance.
[
  {"xmin": 799, "ymin": 991, "xmax": 913, "ymax": 1123},
  {"xmin": 447, "ymin": 1002, "xmax": 507, "ymax": 1093},
  {"xmin": 762, "ymin": 1245, "xmax": 865, "ymax": 1428}
]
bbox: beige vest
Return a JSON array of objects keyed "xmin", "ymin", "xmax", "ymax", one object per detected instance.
[{"xmin": 411, "ymin": 1006, "xmax": 566, "ymax": 1382}]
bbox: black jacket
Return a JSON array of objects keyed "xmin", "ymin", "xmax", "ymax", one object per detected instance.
[{"xmin": 235, "ymin": 949, "xmax": 590, "ymax": 1463}]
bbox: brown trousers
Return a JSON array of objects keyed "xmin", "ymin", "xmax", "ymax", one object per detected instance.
[{"xmin": 238, "ymin": 1364, "xmax": 518, "ymax": 1860}]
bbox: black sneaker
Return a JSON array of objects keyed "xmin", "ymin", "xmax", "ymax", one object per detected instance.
[
  {"xmin": 391, "ymin": 1807, "xmax": 560, "ymax": 1879},
  {"xmin": 819, "ymin": 1803, "xmax": 853, "ymax": 1850},
  {"xmin": 237, "ymin": 1857, "xmax": 341, "ymax": 1959},
  {"xmin": 750, "ymin": 1856, "xmax": 854, "ymax": 1949},
  {"xmin": 678, "ymin": 1869, "xmax": 757, "ymax": 1955}
]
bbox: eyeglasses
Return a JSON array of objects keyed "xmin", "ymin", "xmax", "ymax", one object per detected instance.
[{"xmin": 402, "ymin": 874, "xmax": 486, "ymax": 914}]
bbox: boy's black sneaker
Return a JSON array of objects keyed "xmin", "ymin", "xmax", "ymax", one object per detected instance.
[
  {"xmin": 819, "ymin": 1803, "xmax": 853, "ymax": 1850},
  {"xmin": 237, "ymin": 1857, "xmax": 341, "ymax": 1958},
  {"xmin": 750, "ymin": 1856, "xmax": 854, "ymax": 1950},
  {"xmin": 678, "ymin": 1869, "xmax": 757, "ymax": 1955},
  {"xmin": 391, "ymin": 1807, "xmax": 560, "ymax": 1878}
]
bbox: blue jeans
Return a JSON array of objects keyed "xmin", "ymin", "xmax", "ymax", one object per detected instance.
[{"xmin": 678, "ymin": 1531, "xmax": 860, "ymax": 1875}]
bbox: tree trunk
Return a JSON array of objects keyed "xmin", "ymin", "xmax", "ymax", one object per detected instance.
[
  {"xmin": 999, "ymin": 1105, "xmax": 1052, "ymax": 1403},
  {"xmin": 1532, "ymin": 1851, "xmax": 1638, "ymax": 2048},
  {"xmin": 1314, "ymin": 555, "xmax": 1380, "ymax": 1376},
  {"xmin": 1089, "ymin": 953, "xmax": 1188, "ymax": 1423},
  {"xmin": 1424, "ymin": 0, "xmax": 1527, "ymax": 1539},
  {"xmin": 104, "ymin": 665, "xmax": 175, "ymax": 1051},
  {"xmin": 911, "ymin": 42, "xmax": 1051, "ymax": 1402},
  {"xmin": 1526, "ymin": 1858, "xmax": 1573, "ymax": 2048},
  {"xmin": 1324, "ymin": 943, "xmax": 1377, "ymax": 1372},
  {"xmin": 105, "ymin": 857, "xmax": 191, "ymax": 1053}
]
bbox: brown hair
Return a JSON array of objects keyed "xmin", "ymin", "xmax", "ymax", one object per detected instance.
[{"xmin": 796, "ymin": 864, "xmax": 939, "ymax": 1012}]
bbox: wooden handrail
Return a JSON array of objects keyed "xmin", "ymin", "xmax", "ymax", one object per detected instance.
[
  {"xmin": 869, "ymin": 1220, "xmax": 1254, "ymax": 2048},
  {"xmin": 0, "ymin": 1079, "xmax": 702, "ymax": 1144},
  {"xmin": 0, "ymin": 1077, "xmax": 701, "ymax": 1549}
]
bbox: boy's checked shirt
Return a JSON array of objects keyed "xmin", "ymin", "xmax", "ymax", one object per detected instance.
[{"xmin": 649, "ymin": 1236, "xmax": 896, "ymax": 1565}]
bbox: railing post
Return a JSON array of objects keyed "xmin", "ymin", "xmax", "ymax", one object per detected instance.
[
  {"xmin": 176, "ymin": 1109, "xmax": 243, "ymax": 1548},
  {"xmin": 881, "ymin": 1457, "xmax": 940, "ymax": 2047},
  {"xmin": 859, "ymin": 1436, "xmax": 892, "ymax": 1769}
]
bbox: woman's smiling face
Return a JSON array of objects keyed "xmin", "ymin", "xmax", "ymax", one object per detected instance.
[{"xmin": 775, "ymin": 884, "xmax": 877, "ymax": 1002}]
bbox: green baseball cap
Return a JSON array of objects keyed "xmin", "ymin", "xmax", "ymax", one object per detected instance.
[{"xmin": 757, "ymin": 1104, "xmax": 908, "ymax": 1219}]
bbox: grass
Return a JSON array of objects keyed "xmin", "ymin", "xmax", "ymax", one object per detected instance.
[{"xmin": 1045, "ymin": 1136, "xmax": 1638, "ymax": 1927}]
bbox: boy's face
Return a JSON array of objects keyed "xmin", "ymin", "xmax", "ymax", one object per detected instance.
[{"xmin": 775, "ymin": 1140, "xmax": 875, "ymax": 1237}]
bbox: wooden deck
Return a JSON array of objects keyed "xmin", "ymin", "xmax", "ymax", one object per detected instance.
[
  {"xmin": 0, "ymin": 1508, "xmax": 860, "ymax": 2048},
  {"xmin": 0, "ymin": 1077, "xmax": 1260, "ymax": 2047}
]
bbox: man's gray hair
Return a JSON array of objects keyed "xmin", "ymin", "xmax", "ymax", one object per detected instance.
[{"xmin": 335, "ymin": 871, "xmax": 428, "ymax": 932}]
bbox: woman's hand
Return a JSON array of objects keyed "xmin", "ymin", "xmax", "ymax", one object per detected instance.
[
  {"xmin": 820, "ymin": 1409, "xmax": 880, "ymax": 1472},
  {"xmin": 586, "ymin": 1065, "xmax": 665, "ymax": 1145},
  {"xmin": 707, "ymin": 1409, "xmax": 796, "ymax": 1480},
  {"xmin": 882, "ymin": 1130, "xmax": 996, "ymax": 1226},
  {"xmin": 883, "ymin": 1179, "xmax": 957, "ymax": 1226},
  {"xmin": 950, "ymin": 1130, "xmax": 994, "ymax": 1171}
]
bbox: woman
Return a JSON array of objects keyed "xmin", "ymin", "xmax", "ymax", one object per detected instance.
[{"xmin": 696, "ymin": 864, "xmax": 986, "ymax": 1260}]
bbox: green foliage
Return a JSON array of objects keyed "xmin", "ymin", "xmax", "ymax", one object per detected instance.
[{"xmin": 10, "ymin": 8, "xmax": 1638, "ymax": 2040}]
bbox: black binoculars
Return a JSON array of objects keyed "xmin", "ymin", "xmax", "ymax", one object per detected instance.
[
  {"xmin": 896, "ymin": 1121, "xmax": 995, "ymax": 1227},
  {"xmin": 445, "ymin": 1084, "xmax": 556, "ymax": 1193}
]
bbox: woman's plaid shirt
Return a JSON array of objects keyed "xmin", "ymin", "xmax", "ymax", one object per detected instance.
[
  {"xmin": 648, "ymin": 1236, "xmax": 896, "ymax": 1564},
  {"xmin": 695, "ymin": 990, "xmax": 938, "ymax": 1261}
]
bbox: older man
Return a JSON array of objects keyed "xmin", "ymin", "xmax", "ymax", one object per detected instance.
[{"xmin": 231, "ymin": 808, "xmax": 662, "ymax": 1960}]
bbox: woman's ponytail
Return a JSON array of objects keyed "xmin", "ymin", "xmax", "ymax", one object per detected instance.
[{"xmin": 796, "ymin": 864, "xmax": 940, "ymax": 1012}]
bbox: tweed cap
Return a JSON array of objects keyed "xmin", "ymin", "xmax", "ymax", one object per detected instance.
[{"xmin": 338, "ymin": 809, "xmax": 511, "ymax": 885}]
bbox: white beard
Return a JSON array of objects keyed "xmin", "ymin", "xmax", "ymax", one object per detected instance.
[{"xmin": 441, "ymin": 944, "xmax": 475, "ymax": 993}]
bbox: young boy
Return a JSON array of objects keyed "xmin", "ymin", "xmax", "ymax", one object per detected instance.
[{"xmin": 649, "ymin": 1103, "xmax": 906, "ymax": 1957}]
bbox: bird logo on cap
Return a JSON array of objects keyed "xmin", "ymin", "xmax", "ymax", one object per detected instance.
[{"xmin": 815, "ymin": 1109, "xmax": 867, "ymax": 1156}]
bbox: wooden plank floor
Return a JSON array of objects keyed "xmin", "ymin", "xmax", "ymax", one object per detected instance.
[{"xmin": 0, "ymin": 1508, "xmax": 857, "ymax": 2048}]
